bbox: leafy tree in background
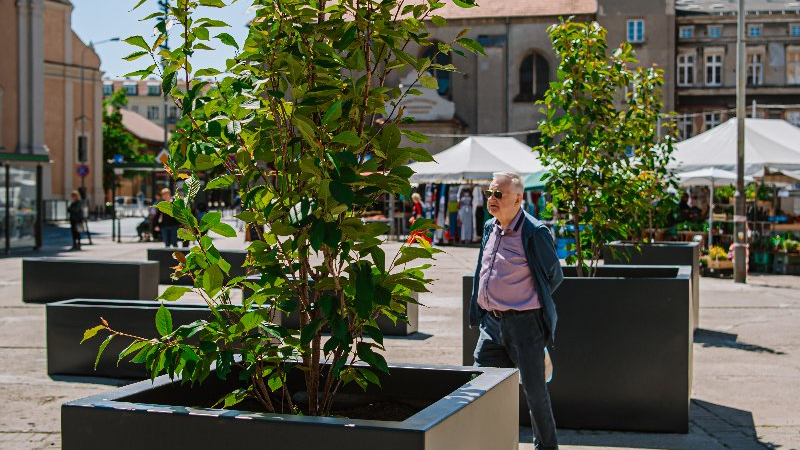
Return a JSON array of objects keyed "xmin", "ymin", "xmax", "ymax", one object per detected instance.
[
  {"xmin": 102, "ymin": 88, "xmax": 152, "ymax": 191},
  {"xmin": 536, "ymin": 20, "xmax": 676, "ymax": 276},
  {"xmin": 85, "ymin": 0, "xmax": 482, "ymax": 416}
]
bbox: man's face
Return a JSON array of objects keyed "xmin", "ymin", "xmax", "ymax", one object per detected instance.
[
  {"xmin": 161, "ymin": 191, "xmax": 172, "ymax": 202},
  {"xmin": 487, "ymin": 179, "xmax": 521, "ymax": 219}
]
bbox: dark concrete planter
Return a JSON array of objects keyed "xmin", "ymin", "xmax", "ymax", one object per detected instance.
[
  {"xmin": 243, "ymin": 276, "xmax": 419, "ymax": 336},
  {"xmin": 147, "ymin": 248, "xmax": 249, "ymax": 285},
  {"xmin": 47, "ymin": 299, "xmax": 212, "ymax": 379},
  {"xmin": 62, "ymin": 363, "xmax": 519, "ymax": 450},
  {"xmin": 603, "ymin": 241, "xmax": 700, "ymax": 330},
  {"xmin": 462, "ymin": 265, "xmax": 692, "ymax": 433},
  {"xmin": 22, "ymin": 258, "xmax": 159, "ymax": 304}
]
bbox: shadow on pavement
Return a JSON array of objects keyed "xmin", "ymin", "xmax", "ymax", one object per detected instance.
[
  {"xmin": 49, "ymin": 375, "xmax": 136, "ymax": 387},
  {"xmin": 384, "ymin": 332, "xmax": 433, "ymax": 341},
  {"xmin": 520, "ymin": 399, "xmax": 777, "ymax": 450},
  {"xmin": 694, "ymin": 328, "xmax": 786, "ymax": 355}
]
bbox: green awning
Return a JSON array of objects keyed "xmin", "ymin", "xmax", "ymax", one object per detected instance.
[
  {"xmin": 0, "ymin": 152, "xmax": 50, "ymax": 163},
  {"xmin": 524, "ymin": 170, "xmax": 550, "ymax": 191}
]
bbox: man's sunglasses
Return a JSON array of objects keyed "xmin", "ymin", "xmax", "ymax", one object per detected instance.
[{"xmin": 484, "ymin": 190, "xmax": 504, "ymax": 199}]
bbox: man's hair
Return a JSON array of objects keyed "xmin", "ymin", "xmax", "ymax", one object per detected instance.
[
  {"xmin": 161, "ymin": 187, "xmax": 171, "ymax": 195},
  {"xmin": 492, "ymin": 172, "xmax": 524, "ymax": 194}
]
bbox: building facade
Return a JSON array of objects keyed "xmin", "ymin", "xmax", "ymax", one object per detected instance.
[
  {"xmin": 103, "ymin": 78, "xmax": 180, "ymax": 134},
  {"xmin": 0, "ymin": 0, "xmax": 103, "ymax": 252},
  {"xmin": 674, "ymin": 0, "xmax": 800, "ymax": 139},
  {"xmin": 391, "ymin": 0, "xmax": 676, "ymax": 153}
]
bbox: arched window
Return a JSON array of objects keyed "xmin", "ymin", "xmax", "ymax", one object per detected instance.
[
  {"xmin": 421, "ymin": 44, "xmax": 452, "ymax": 98},
  {"xmin": 516, "ymin": 52, "xmax": 550, "ymax": 102}
]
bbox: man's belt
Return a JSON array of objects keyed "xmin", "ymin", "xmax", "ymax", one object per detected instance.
[{"xmin": 489, "ymin": 308, "xmax": 539, "ymax": 319}]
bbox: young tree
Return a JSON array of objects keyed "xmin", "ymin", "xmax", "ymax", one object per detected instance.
[
  {"xmin": 536, "ymin": 20, "xmax": 675, "ymax": 276},
  {"xmin": 84, "ymin": 0, "xmax": 482, "ymax": 416},
  {"xmin": 102, "ymin": 88, "xmax": 150, "ymax": 191}
]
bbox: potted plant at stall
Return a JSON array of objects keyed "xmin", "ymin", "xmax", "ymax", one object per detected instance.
[
  {"xmin": 67, "ymin": 1, "xmax": 520, "ymax": 449},
  {"xmin": 774, "ymin": 236, "xmax": 800, "ymax": 274},
  {"xmin": 750, "ymin": 235, "xmax": 775, "ymax": 273}
]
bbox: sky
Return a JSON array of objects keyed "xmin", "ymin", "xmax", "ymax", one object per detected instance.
[{"xmin": 70, "ymin": 0, "xmax": 253, "ymax": 79}]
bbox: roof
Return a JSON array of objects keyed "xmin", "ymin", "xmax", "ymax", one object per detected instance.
[
  {"xmin": 120, "ymin": 109, "xmax": 170, "ymax": 144},
  {"xmin": 676, "ymin": 0, "xmax": 800, "ymax": 14},
  {"xmin": 416, "ymin": 0, "xmax": 597, "ymax": 20}
]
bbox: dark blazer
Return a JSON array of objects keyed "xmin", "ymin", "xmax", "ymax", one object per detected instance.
[{"xmin": 469, "ymin": 209, "xmax": 564, "ymax": 345}]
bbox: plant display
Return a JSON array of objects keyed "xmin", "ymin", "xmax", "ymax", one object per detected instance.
[
  {"xmin": 536, "ymin": 20, "xmax": 676, "ymax": 276},
  {"xmin": 784, "ymin": 239, "xmax": 800, "ymax": 253},
  {"xmin": 83, "ymin": 0, "xmax": 482, "ymax": 417},
  {"xmin": 708, "ymin": 245, "xmax": 728, "ymax": 261}
]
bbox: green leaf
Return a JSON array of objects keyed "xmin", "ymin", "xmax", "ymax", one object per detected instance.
[
  {"xmin": 452, "ymin": 0, "xmax": 477, "ymax": 8},
  {"xmin": 156, "ymin": 304, "xmax": 173, "ymax": 336},
  {"xmin": 419, "ymin": 75, "xmax": 438, "ymax": 90},
  {"xmin": 200, "ymin": 0, "xmax": 226, "ymax": 6},
  {"xmin": 119, "ymin": 341, "xmax": 149, "ymax": 361},
  {"xmin": 195, "ymin": 68, "xmax": 222, "ymax": 77},
  {"xmin": 322, "ymin": 101, "xmax": 343, "ymax": 125},
  {"xmin": 331, "ymin": 131, "xmax": 361, "ymax": 146},
  {"xmin": 203, "ymin": 264, "xmax": 224, "ymax": 294},
  {"xmin": 205, "ymin": 175, "xmax": 234, "ymax": 190},
  {"xmin": 431, "ymin": 15, "xmax": 446, "ymax": 27},
  {"xmin": 356, "ymin": 342, "xmax": 389, "ymax": 373},
  {"xmin": 211, "ymin": 222, "xmax": 237, "ymax": 238},
  {"xmin": 123, "ymin": 50, "xmax": 149, "ymax": 61},
  {"xmin": 158, "ymin": 286, "xmax": 192, "ymax": 302},
  {"xmin": 401, "ymin": 129, "xmax": 430, "ymax": 144},
  {"xmin": 215, "ymin": 33, "xmax": 239, "ymax": 49},
  {"xmin": 329, "ymin": 180, "xmax": 354, "ymax": 205},
  {"xmin": 123, "ymin": 35, "xmax": 150, "ymax": 51},
  {"xmin": 81, "ymin": 325, "xmax": 105, "ymax": 344},
  {"xmin": 456, "ymin": 37, "xmax": 486, "ymax": 56},
  {"xmin": 200, "ymin": 211, "xmax": 222, "ymax": 231},
  {"xmin": 300, "ymin": 318, "xmax": 325, "ymax": 346},
  {"xmin": 94, "ymin": 335, "xmax": 114, "ymax": 369},
  {"xmin": 240, "ymin": 311, "xmax": 263, "ymax": 331},
  {"xmin": 156, "ymin": 201, "xmax": 175, "ymax": 216}
]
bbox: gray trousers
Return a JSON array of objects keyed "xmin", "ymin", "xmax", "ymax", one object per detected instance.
[{"xmin": 474, "ymin": 309, "xmax": 558, "ymax": 450}]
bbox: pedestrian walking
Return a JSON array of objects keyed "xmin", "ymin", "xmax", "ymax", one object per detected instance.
[
  {"xmin": 67, "ymin": 191, "xmax": 84, "ymax": 251},
  {"xmin": 469, "ymin": 172, "xmax": 564, "ymax": 450},
  {"xmin": 153, "ymin": 188, "xmax": 179, "ymax": 247}
]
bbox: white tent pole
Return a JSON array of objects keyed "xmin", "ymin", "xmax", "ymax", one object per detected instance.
[{"xmin": 709, "ymin": 180, "xmax": 715, "ymax": 248}]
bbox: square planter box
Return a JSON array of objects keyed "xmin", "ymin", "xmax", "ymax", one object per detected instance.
[
  {"xmin": 47, "ymin": 299, "xmax": 212, "ymax": 379},
  {"xmin": 22, "ymin": 258, "xmax": 159, "ymax": 304},
  {"xmin": 462, "ymin": 265, "xmax": 692, "ymax": 433},
  {"xmin": 62, "ymin": 363, "xmax": 519, "ymax": 450},
  {"xmin": 147, "ymin": 248, "xmax": 249, "ymax": 285},
  {"xmin": 242, "ymin": 276, "xmax": 418, "ymax": 336},
  {"xmin": 603, "ymin": 241, "xmax": 700, "ymax": 330}
]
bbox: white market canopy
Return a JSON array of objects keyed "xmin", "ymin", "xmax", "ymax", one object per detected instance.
[
  {"xmin": 670, "ymin": 118, "xmax": 800, "ymax": 176},
  {"xmin": 408, "ymin": 136, "xmax": 545, "ymax": 184},
  {"xmin": 677, "ymin": 168, "xmax": 754, "ymax": 186}
]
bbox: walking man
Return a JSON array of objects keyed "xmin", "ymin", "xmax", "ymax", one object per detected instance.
[
  {"xmin": 469, "ymin": 172, "xmax": 563, "ymax": 450},
  {"xmin": 153, "ymin": 188, "xmax": 179, "ymax": 247}
]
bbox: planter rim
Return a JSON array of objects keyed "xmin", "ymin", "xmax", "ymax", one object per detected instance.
[
  {"xmin": 25, "ymin": 257, "xmax": 158, "ymax": 266},
  {"xmin": 63, "ymin": 362, "xmax": 517, "ymax": 432},
  {"xmin": 566, "ymin": 264, "xmax": 691, "ymax": 280},
  {"xmin": 48, "ymin": 298, "xmax": 208, "ymax": 310},
  {"xmin": 607, "ymin": 241, "xmax": 700, "ymax": 248}
]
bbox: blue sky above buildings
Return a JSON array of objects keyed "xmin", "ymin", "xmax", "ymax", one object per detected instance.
[{"xmin": 71, "ymin": 0, "xmax": 252, "ymax": 79}]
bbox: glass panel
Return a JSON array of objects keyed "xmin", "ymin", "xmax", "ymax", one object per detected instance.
[{"xmin": 0, "ymin": 164, "xmax": 37, "ymax": 249}]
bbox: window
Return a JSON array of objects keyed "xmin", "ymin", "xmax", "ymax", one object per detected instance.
[
  {"xmin": 420, "ymin": 44, "xmax": 452, "ymax": 98},
  {"xmin": 705, "ymin": 52, "xmax": 723, "ymax": 86},
  {"xmin": 147, "ymin": 85, "xmax": 160, "ymax": 96},
  {"xmin": 704, "ymin": 112, "xmax": 721, "ymax": 130},
  {"xmin": 103, "ymin": 83, "xmax": 113, "ymax": 96},
  {"xmin": 147, "ymin": 105, "xmax": 160, "ymax": 120},
  {"xmin": 677, "ymin": 53, "xmax": 695, "ymax": 86},
  {"xmin": 627, "ymin": 19, "xmax": 645, "ymax": 43},
  {"xmin": 747, "ymin": 53, "xmax": 764, "ymax": 86},
  {"xmin": 748, "ymin": 25, "xmax": 762, "ymax": 38},
  {"xmin": 679, "ymin": 26, "xmax": 694, "ymax": 39},
  {"xmin": 123, "ymin": 84, "xmax": 138, "ymax": 96},
  {"xmin": 678, "ymin": 115, "xmax": 694, "ymax": 140},
  {"xmin": 516, "ymin": 52, "xmax": 550, "ymax": 102},
  {"xmin": 131, "ymin": 105, "xmax": 139, "ymax": 113},
  {"xmin": 788, "ymin": 46, "xmax": 800, "ymax": 85},
  {"xmin": 169, "ymin": 105, "xmax": 179, "ymax": 119},
  {"xmin": 791, "ymin": 24, "xmax": 800, "ymax": 37},
  {"xmin": 708, "ymin": 25, "xmax": 722, "ymax": 38}
]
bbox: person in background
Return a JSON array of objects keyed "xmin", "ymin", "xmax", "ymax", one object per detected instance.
[
  {"xmin": 410, "ymin": 193, "xmax": 424, "ymax": 224},
  {"xmin": 153, "ymin": 188, "xmax": 179, "ymax": 247},
  {"xmin": 470, "ymin": 172, "xmax": 563, "ymax": 450},
  {"xmin": 67, "ymin": 191, "xmax": 84, "ymax": 251}
]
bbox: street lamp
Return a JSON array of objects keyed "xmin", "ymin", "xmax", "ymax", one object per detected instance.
[
  {"xmin": 734, "ymin": 0, "xmax": 747, "ymax": 283},
  {"xmin": 78, "ymin": 37, "xmax": 119, "ymax": 194}
]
